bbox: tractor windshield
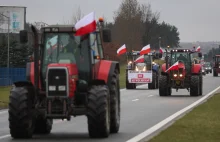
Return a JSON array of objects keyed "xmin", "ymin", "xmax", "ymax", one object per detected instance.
[
  {"xmin": 171, "ymin": 52, "xmax": 190, "ymax": 64},
  {"xmin": 43, "ymin": 33, "xmax": 80, "ymax": 64},
  {"xmin": 41, "ymin": 32, "xmax": 90, "ymax": 81}
]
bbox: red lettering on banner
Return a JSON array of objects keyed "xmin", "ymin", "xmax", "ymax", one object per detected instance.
[{"xmin": 138, "ymin": 74, "xmax": 143, "ymax": 78}]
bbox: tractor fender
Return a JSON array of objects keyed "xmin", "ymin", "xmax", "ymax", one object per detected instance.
[
  {"xmin": 26, "ymin": 62, "xmax": 42, "ymax": 89},
  {"xmin": 191, "ymin": 64, "xmax": 201, "ymax": 74},
  {"xmin": 96, "ymin": 60, "xmax": 120, "ymax": 87}
]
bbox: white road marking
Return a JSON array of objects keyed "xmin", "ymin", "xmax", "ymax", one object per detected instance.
[
  {"xmin": 0, "ymin": 110, "xmax": 7, "ymax": 115},
  {"xmin": 147, "ymin": 95, "xmax": 154, "ymax": 97},
  {"xmin": 132, "ymin": 99, "xmax": 139, "ymax": 102},
  {"xmin": 126, "ymin": 85, "xmax": 220, "ymax": 142},
  {"xmin": 0, "ymin": 135, "xmax": 10, "ymax": 139}
]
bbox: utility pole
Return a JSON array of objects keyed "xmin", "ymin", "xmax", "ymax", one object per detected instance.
[{"xmin": 0, "ymin": 12, "xmax": 10, "ymax": 85}]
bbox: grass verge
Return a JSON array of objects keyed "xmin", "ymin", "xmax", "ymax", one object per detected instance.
[
  {"xmin": 147, "ymin": 93, "xmax": 220, "ymax": 142},
  {"xmin": 0, "ymin": 87, "xmax": 10, "ymax": 109}
]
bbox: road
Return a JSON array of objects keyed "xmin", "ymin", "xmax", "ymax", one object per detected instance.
[{"xmin": 0, "ymin": 73, "xmax": 219, "ymax": 142}]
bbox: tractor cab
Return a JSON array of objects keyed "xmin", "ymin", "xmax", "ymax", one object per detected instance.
[
  {"xmin": 169, "ymin": 49, "xmax": 202, "ymax": 75},
  {"xmin": 126, "ymin": 50, "xmax": 140, "ymax": 70},
  {"xmin": 213, "ymin": 55, "xmax": 220, "ymax": 76}
]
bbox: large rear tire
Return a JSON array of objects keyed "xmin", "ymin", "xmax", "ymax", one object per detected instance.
[
  {"xmin": 199, "ymin": 74, "xmax": 203, "ymax": 96},
  {"xmin": 213, "ymin": 69, "xmax": 218, "ymax": 77},
  {"xmin": 148, "ymin": 72, "xmax": 157, "ymax": 89},
  {"xmin": 34, "ymin": 117, "xmax": 53, "ymax": 134},
  {"xmin": 87, "ymin": 85, "xmax": 110, "ymax": 138},
  {"xmin": 190, "ymin": 76, "xmax": 200, "ymax": 96},
  {"xmin": 159, "ymin": 75, "xmax": 171, "ymax": 96},
  {"xmin": 109, "ymin": 70, "xmax": 120, "ymax": 133},
  {"xmin": 8, "ymin": 87, "xmax": 34, "ymax": 139}
]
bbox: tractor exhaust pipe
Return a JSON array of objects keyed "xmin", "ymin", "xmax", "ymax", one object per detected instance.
[
  {"xmin": 31, "ymin": 25, "xmax": 40, "ymax": 91},
  {"xmin": 165, "ymin": 49, "xmax": 168, "ymax": 70}
]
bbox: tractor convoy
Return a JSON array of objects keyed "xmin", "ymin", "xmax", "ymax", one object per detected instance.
[
  {"xmin": 8, "ymin": 19, "xmax": 121, "ymax": 139},
  {"xmin": 7, "ymin": 14, "xmax": 208, "ymax": 140}
]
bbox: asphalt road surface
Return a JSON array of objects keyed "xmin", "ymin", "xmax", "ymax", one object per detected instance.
[{"xmin": 0, "ymin": 73, "xmax": 219, "ymax": 142}]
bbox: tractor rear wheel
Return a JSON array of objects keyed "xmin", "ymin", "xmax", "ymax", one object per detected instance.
[
  {"xmin": 199, "ymin": 74, "xmax": 203, "ymax": 96},
  {"xmin": 213, "ymin": 69, "xmax": 218, "ymax": 76},
  {"xmin": 8, "ymin": 87, "xmax": 34, "ymax": 139},
  {"xmin": 159, "ymin": 75, "xmax": 171, "ymax": 96},
  {"xmin": 87, "ymin": 85, "xmax": 110, "ymax": 138},
  {"xmin": 110, "ymin": 70, "xmax": 120, "ymax": 133},
  {"xmin": 126, "ymin": 70, "xmax": 136, "ymax": 89},
  {"xmin": 148, "ymin": 72, "xmax": 157, "ymax": 89},
  {"xmin": 190, "ymin": 76, "xmax": 200, "ymax": 96},
  {"xmin": 34, "ymin": 117, "xmax": 53, "ymax": 134}
]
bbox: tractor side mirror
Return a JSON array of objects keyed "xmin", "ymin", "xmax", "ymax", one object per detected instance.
[
  {"xmin": 20, "ymin": 30, "xmax": 28, "ymax": 43},
  {"xmin": 102, "ymin": 28, "xmax": 111, "ymax": 42},
  {"xmin": 198, "ymin": 52, "xmax": 202, "ymax": 58}
]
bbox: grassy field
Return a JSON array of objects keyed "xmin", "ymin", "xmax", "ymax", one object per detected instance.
[
  {"xmin": 0, "ymin": 87, "xmax": 11, "ymax": 109},
  {"xmin": 147, "ymin": 93, "xmax": 220, "ymax": 142}
]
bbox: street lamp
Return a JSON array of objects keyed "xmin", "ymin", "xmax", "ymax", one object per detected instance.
[
  {"xmin": 0, "ymin": 12, "xmax": 10, "ymax": 85},
  {"xmin": 159, "ymin": 37, "xmax": 161, "ymax": 49}
]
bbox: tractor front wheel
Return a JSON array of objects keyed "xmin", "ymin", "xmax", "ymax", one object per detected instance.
[
  {"xmin": 87, "ymin": 85, "xmax": 110, "ymax": 138},
  {"xmin": 190, "ymin": 76, "xmax": 200, "ymax": 96},
  {"xmin": 34, "ymin": 117, "xmax": 53, "ymax": 134},
  {"xmin": 213, "ymin": 69, "xmax": 218, "ymax": 76},
  {"xmin": 8, "ymin": 87, "xmax": 35, "ymax": 139},
  {"xmin": 126, "ymin": 70, "xmax": 136, "ymax": 89},
  {"xmin": 148, "ymin": 72, "xmax": 157, "ymax": 89},
  {"xmin": 110, "ymin": 70, "xmax": 120, "ymax": 133},
  {"xmin": 159, "ymin": 75, "xmax": 171, "ymax": 96}
]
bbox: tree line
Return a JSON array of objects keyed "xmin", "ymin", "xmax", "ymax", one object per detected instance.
[{"xmin": 204, "ymin": 47, "xmax": 220, "ymax": 62}]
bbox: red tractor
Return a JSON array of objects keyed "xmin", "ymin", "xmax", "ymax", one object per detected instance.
[
  {"xmin": 159, "ymin": 49, "xmax": 203, "ymax": 96},
  {"xmin": 8, "ymin": 19, "xmax": 120, "ymax": 139},
  {"xmin": 213, "ymin": 55, "xmax": 220, "ymax": 76}
]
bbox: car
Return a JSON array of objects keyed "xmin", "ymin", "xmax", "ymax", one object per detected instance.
[{"xmin": 203, "ymin": 62, "xmax": 212, "ymax": 74}]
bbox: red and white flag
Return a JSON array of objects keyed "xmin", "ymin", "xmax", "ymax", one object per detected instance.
[
  {"xmin": 134, "ymin": 55, "xmax": 144, "ymax": 63},
  {"xmin": 159, "ymin": 47, "xmax": 163, "ymax": 53},
  {"xmin": 117, "ymin": 44, "xmax": 127, "ymax": 56},
  {"xmin": 165, "ymin": 61, "xmax": 179, "ymax": 72},
  {"xmin": 140, "ymin": 44, "xmax": 151, "ymax": 55},
  {"xmin": 75, "ymin": 12, "xmax": 96, "ymax": 36},
  {"xmin": 196, "ymin": 46, "xmax": 201, "ymax": 52}
]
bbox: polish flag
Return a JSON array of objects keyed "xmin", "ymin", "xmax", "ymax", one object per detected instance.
[
  {"xmin": 75, "ymin": 12, "xmax": 96, "ymax": 36},
  {"xmin": 165, "ymin": 61, "xmax": 179, "ymax": 72},
  {"xmin": 140, "ymin": 44, "xmax": 151, "ymax": 55},
  {"xmin": 117, "ymin": 44, "xmax": 127, "ymax": 56},
  {"xmin": 159, "ymin": 47, "xmax": 163, "ymax": 53},
  {"xmin": 134, "ymin": 55, "xmax": 144, "ymax": 63},
  {"xmin": 196, "ymin": 46, "xmax": 201, "ymax": 52}
]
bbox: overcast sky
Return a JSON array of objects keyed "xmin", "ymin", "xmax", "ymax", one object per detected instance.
[{"xmin": 1, "ymin": 0, "xmax": 220, "ymax": 42}]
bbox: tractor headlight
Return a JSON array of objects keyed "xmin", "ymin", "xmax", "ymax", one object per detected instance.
[
  {"xmin": 179, "ymin": 74, "xmax": 183, "ymax": 77},
  {"xmin": 143, "ymin": 66, "xmax": 146, "ymax": 71},
  {"xmin": 173, "ymin": 74, "xmax": 177, "ymax": 77},
  {"xmin": 128, "ymin": 61, "xmax": 132, "ymax": 64},
  {"xmin": 135, "ymin": 66, "xmax": 138, "ymax": 71}
]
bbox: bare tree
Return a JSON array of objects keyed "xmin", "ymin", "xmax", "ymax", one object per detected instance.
[{"xmin": 72, "ymin": 6, "xmax": 84, "ymax": 25}]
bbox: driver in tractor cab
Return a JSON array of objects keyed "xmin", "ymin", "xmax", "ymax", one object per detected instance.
[
  {"xmin": 62, "ymin": 36, "xmax": 78, "ymax": 54},
  {"xmin": 177, "ymin": 53, "xmax": 187, "ymax": 63}
]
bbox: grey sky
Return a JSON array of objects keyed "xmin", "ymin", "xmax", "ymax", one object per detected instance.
[{"xmin": 1, "ymin": 0, "xmax": 220, "ymax": 42}]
